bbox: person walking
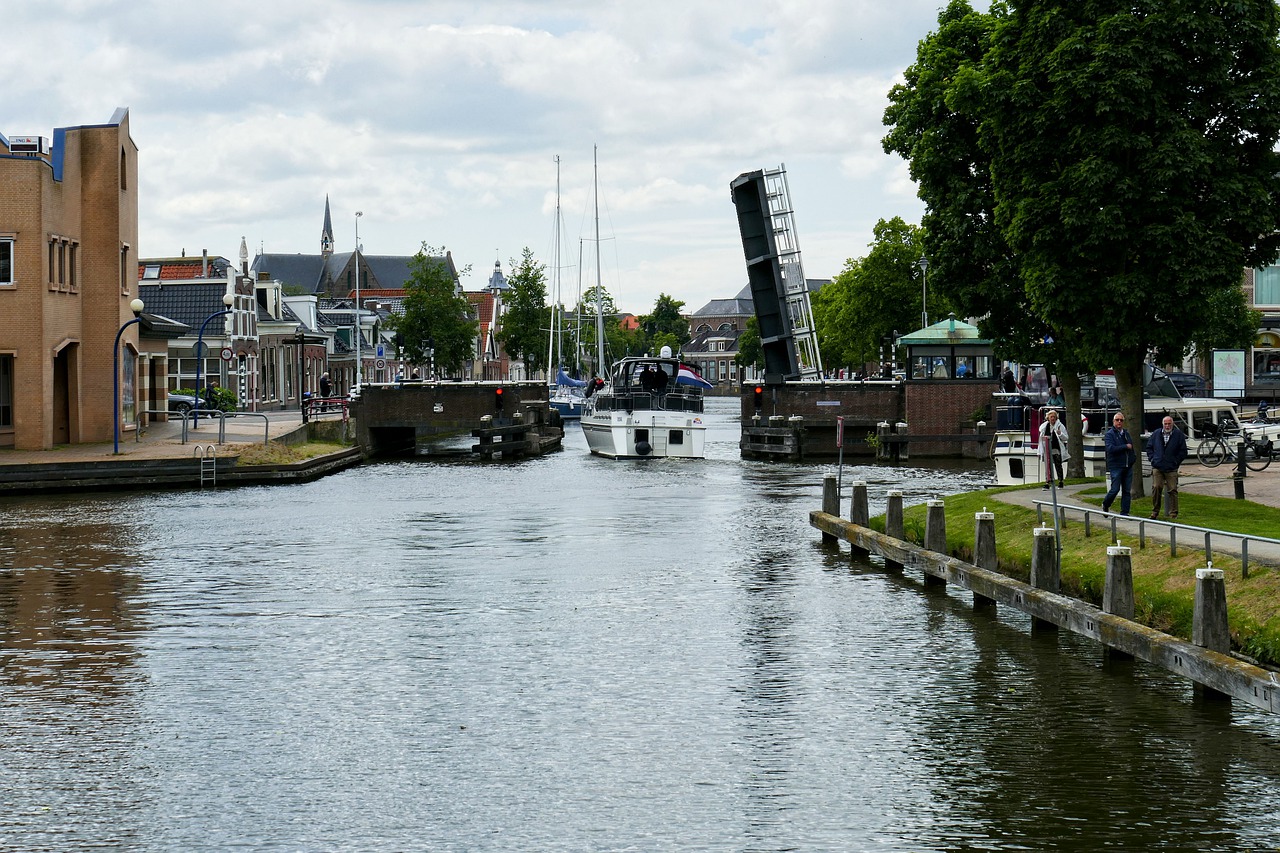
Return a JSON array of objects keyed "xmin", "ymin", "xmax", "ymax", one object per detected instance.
[
  {"xmin": 1102, "ymin": 412, "xmax": 1136, "ymax": 515},
  {"xmin": 1039, "ymin": 409, "xmax": 1069, "ymax": 489},
  {"xmin": 1147, "ymin": 415, "xmax": 1188, "ymax": 520}
]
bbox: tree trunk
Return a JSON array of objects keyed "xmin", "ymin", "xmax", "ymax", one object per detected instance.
[{"xmin": 1113, "ymin": 357, "xmax": 1146, "ymax": 500}]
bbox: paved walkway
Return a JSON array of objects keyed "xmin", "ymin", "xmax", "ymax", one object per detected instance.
[
  {"xmin": 0, "ymin": 410, "xmax": 313, "ymax": 464},
  {"xmin": 989, "ymin": 462, "xmax": 1280, "ymax": 567}
]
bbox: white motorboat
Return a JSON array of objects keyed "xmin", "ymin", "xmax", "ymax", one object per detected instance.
[{"xmin": 580, "ymin": 349, "xmax": 709, "ymax": 459}]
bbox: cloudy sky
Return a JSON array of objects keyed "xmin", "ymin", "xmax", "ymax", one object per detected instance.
[{"xmin": 5, "ymin": 0, "xmax": 978, "ymax": 314}]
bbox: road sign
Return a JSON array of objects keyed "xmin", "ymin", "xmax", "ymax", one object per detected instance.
[
  {"xmin": 220, "ymin": 347, "xmax": 234, "ymax": 361},
  {"xmin": 836, "ymin": 415, "xmax": 845, "ymax": 448},
  {"xmin": 376, "ymin": 345, "xmax": 385, "ymax": 358},
  {"xmin": 375, "ymin": 358, "xmax": 386, "ymax": 370}
]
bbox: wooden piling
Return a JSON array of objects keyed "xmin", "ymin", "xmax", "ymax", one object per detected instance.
[
  {"xmin": 822, "ymin": 474, "xmax": 839, "ymax": 546},
  {"xmin": 884, "ymin": 490, "xmax": 904, "ymax": 572},
  {"xmin": 1031, "ymin": 527, "xmax": 1059, "ymax": 632},
  {"xmin": 1103, "ymin": 545, "xmax": 1135, "ymax": 661},
  {"xmin": 1193, "ymin": 565, "xmax": 1231, "ymax": 702},
  {"xmin": 849, "ymin": 481, "xmax": 869, "ymax": 559},
  {"xmin": 924, "ymin": 500, "xmax": 947, "ymax": 588},
  {"xmin": 972, "ymin": 511, "xmax": 997, "ymax": 612}
]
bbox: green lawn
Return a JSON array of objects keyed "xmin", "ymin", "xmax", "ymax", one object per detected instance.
[{"xmin": 870, "ymin": 486, "xmax": 1280, "ymax": 668}]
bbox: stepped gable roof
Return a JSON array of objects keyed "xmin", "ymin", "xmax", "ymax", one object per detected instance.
[
  {"xmin": 252, "ymin": 252, "xmax": 330, "ymax": 292},
  {"xmin": 137, "ymin": 282, "xmax": 232, "ymax": 330}
]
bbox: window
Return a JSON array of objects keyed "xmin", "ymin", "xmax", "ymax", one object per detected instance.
[
  {"xmin": 142, "ymin": 264, "xmax": 161, "ymax": 280},
  {"xmin": 68, "ymin": 243, "xmax": 77, "ymax": 292},
  {"xmin": 120, "ymin": 245, "xmax": 130, "ymax": 294},
  {"xmin": 1256, "ymin": 266, "xmax": 1280, "ymax": 306},
  {"xmin": 0, "ymin": 238, "xmax": 13, "ymax": 287},
  {"xmin": 0, "ymin": 355, "xmax": 12, "ymax": 429}
]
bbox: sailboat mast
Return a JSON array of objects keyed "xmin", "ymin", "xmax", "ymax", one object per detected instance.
[
  {"xmin": 547, "ymin": 156, "xmax": 561, "ymax": 383},
  {"xmin": 594, "ymin": 145, "xmax": 606, "ymax": 376}
]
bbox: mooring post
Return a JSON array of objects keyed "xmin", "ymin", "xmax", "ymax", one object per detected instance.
[
  {"xmin": 896, "ymin": 421, "xmax": 910, "ymax": 463},
  {"xmin": 821, "ymin": 474, "xmax": 839, "ymax": 546},
  {"xmin": 849, "ymin": 480, "xmax": 870, "ymax": 560},
  {"xmin": 885, "ymin": 489, "xmax": 904, "ymax": 572},
  {"xmin": 876, "ymin": 422, "xmax": 890, "ymax": 462},
  {"xmin": 1030, "ymin": 527, "xmax": 1059, "ymax": 632},
  {"xmin": 924, "ymin": 499, "xmax": 946, "ymax": 589},
  {"xmin": 1193, "ymin": 564, "xmax": 1231, "ymax": 703},
  {"xmin": 972, "ymin": 510, "xmax": 997, "ymax": 612},
  {"xmin": 1103, "ymin": 544, "xmax": 1135, "ymax": 662}
]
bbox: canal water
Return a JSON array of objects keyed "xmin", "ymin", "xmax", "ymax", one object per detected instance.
[{"xmin": 2, "ymin": 398, "xmax": 1278, "ymax": 851}]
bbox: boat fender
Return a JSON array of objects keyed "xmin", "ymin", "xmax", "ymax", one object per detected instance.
[{"xmin": 635, "ymin": 440, "xmax": 652, "ymax": 456}]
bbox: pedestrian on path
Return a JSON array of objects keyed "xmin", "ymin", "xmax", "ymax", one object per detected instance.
[
  {"xmin": 1103, "ymin": 412, "xmax": 1136, "ymax": 515},
  {"xmin": 1147, "ymin": 415, "xmax": 1188, "ymax": 520},
  {"xmin": 1039, "ymin": 409, "xmax": 1069, "ymax": 489}
]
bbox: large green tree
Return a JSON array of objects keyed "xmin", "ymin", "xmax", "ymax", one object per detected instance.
[
  {"xmin": 638, "ymin": 293, "xmax": 690, "ymax": 354},
  {"xmin": 971, "ymin": 0, "xmax": 1280, "ymax": 440},
  {"xmin": 394, "ymin": 245, "xmax": 478, "ymax": 376},
  {"xmin": 498, "ymin": 247, "xmax": 550, "ymax": 376},
  {"xmin": 811, "ymin": 217, "xmax": 928, "ymax": 373}
]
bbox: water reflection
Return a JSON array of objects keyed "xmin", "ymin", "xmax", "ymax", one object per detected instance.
[{"xmin": 0, "ymin": 398, "xmax": 1277, "ymax": 850}]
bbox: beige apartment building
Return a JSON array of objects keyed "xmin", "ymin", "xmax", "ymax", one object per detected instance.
[{"xmin": 0, "ymin": 108, "xmax": 156, "ymax": 451}]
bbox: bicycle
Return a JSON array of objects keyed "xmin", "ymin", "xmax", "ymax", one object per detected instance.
[{"xmin": 1196, "ymin": 423, "xmax": 1273, "ymax": 471}]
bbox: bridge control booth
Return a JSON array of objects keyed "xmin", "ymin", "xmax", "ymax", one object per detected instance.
[{"xmin": 896, "ymin": 315, "xmax": 999, "ymax": 455}]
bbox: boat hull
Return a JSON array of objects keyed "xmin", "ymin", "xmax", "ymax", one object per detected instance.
[
  {"xmin": 580, "ymin": 410, "xmax": 706, "ymax": 459},
  {"xmin": 549, "ymin": 396, "xmax": 583, "ymax": 421}
]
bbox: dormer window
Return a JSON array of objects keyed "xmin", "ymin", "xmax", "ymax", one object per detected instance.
[{"xmin": 142, "ymin": 264, "xmax": 161, "ymax": 280}]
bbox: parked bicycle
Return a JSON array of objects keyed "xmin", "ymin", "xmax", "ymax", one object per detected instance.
[{"xmin": 1196, "ymin": 422, "xmax": 1273, "ymax": 471}]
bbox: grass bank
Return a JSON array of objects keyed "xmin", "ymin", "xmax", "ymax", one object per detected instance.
[
  {"xmin": 870, "ymin": 486, "xmax": 1280, "ymax": 668},
  {"xmin": 232, "ymin": 440, "xmax": 349, "ymax": 466}
]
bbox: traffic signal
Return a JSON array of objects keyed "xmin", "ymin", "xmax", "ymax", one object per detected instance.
[
  {"xmin": 495, "ymin": 387, "xmax": 505, "ymax": 411},
  {"xmin": 753, "ymin": 385, "xmax": 764, "ymax": 411}
]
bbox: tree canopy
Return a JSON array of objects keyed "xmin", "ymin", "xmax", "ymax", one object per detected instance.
[
  {"xmin": 497, "ymin": 247, "xmax": 550, "ymax": 376},
  {"xmin": 811, "ymin": 217, "xmax": 927, "ymax": 373},
  {"xmin": 884, "ymin": 0, "xmax": 1280, "ymax": 435},
  {"xmin": 393, "ymin": 245, "xmax": 477, "ymax": 376}
]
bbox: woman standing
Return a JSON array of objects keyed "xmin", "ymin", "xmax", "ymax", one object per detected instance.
[{"xmin": 1039, "ymin": 409, "xmax": 1070, "ymax": 489}]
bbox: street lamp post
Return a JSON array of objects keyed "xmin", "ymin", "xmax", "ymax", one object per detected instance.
[
  {"xmin": 354, "ymin": 211, "xmax": 363, "ymax": 391},
  {"xmin": 295, "ymin": 328, "xmax": 308, "ymax": 423},
  {"xmin": 916, "ymin": 255, "xmax": 930, "ymax": 329},
  {"xmin": 193, "ymin": 291, "xmax": 236, "ymax": 427},
  {"xmin": 113, "ymin": 298, "xmax": 146, "ymax": 455}
]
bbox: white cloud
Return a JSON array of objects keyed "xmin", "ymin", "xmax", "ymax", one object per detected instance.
[{"xmin": 1, "ymin": 0, "xmax": 957, "ymax": 311}]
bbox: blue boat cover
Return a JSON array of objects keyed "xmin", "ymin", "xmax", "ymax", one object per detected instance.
[{"xmin": 555, "ymin": 369, "xmax": 588, "ymax": 388}]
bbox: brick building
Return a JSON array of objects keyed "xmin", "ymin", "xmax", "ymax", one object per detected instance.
[{"xmin": 0, "ymin": 109, "xmax": 150, "ymax": 450}]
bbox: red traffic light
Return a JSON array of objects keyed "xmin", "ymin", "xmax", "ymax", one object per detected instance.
[
  {"xmin": 494, "ymin": 387, "xmax": 505, "ymax": 409},
  {"xmin": 753, "ymin": 385, "xmax": 764, "ymax": 409}
]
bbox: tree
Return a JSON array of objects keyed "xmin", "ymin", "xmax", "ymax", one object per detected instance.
[
  {"xmin": 974, "ymin": 0, "xmax": 1280, "ymax": 469},
  {"xmin": 638, "ymin": 293, "xmax": 690, "ymax": 351},
  {"xmin": 810, "ymin": 217, "xmax": 928, "ymax": 373},
  {"xmin": 735, "ymin": 316, "xmax": 764, "ymax": 372},
  {"xmin": 393, "ymin": 244, "xmax": 478, "ymax": 376},
  {"xmin": 498, "ymin": 247, "xmax": 550, "ymax": 376}
]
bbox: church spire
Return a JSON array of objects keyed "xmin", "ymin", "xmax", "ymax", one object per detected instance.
[{"xmin": 321, "ymin": 195, "xmax": 334, "ymax": 259}]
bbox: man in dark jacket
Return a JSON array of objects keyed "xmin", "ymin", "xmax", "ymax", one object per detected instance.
[
  {"xmin": 1102, "ymin": 412, "xmax": 1136, "ymax": 515},
  {"xmin": 1146, "ymin": 415, "xmax": 1188, "ymax": 520}
]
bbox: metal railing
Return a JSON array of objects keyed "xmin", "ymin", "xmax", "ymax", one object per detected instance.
[
  {"xmin": 181, "ymin": 409, "xmax": 226, "ymax": 444},
  {"xmin": 1033, "ymin": 499, "xmax": 1280, "ymax": 578}
]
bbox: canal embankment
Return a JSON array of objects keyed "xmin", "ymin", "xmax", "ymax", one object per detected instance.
[{"xmin": 811, "ymin": 474, "xmax": 1280, "ymax": 707}]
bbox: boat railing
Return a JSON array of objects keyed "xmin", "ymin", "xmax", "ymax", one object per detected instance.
[{"xmin": 591, "ymin": 386, "xmax": 704, "ymax": 414}]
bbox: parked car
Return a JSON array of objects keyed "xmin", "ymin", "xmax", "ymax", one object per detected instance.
[
  {"xmin": 1167, "ymin": 372, "xmax": 1207, "ymax": 397},
  {"xmin": 167, "ymin": 392, "xmax": 198, "ymax": 413}
]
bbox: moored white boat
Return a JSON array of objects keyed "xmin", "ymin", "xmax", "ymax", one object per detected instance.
[
  {"xmin": 580, "ymin": 351, "xmax": 709, "ymax": 459},
  {"xmin": 991, "ymin": 391, "xmax": 1280, "ymax": 487}
]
